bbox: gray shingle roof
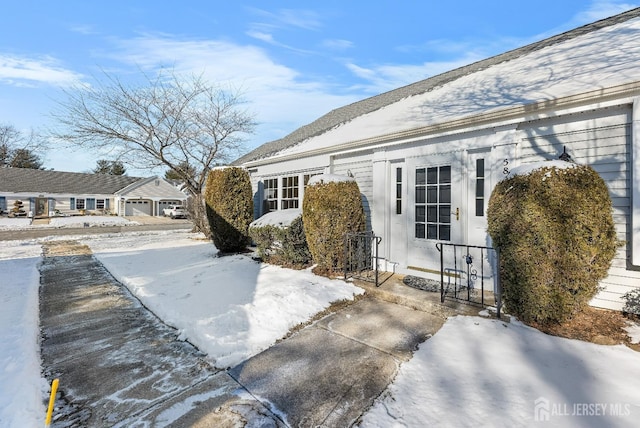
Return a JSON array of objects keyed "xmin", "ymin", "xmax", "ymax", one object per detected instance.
[
  {"xmin": 233, "ymin": 7, "xmax": 640, "ymax": 165},
  {"xmin": 0, "ymin": 168, "xmax": 142, "ymax": 194}
]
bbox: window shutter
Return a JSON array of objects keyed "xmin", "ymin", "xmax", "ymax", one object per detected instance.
[{"xmin": 70, "ymin": 197, "xmax": 76, "ymax": 210}]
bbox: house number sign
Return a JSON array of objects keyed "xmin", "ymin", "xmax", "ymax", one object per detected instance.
[{"xmin": 503, "ymin": 158, "xmax": 510, "ymax": 175}]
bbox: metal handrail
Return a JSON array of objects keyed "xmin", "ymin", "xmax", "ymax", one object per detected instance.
[{"xmin": 436, "ymin": 242, "xmax": 502, "ymax": 318}]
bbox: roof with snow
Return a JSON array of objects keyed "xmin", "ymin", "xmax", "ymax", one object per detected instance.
[
  {"xmin": 234, "ymin": 8, "xmax": 640, "ymax": 165},
  {"xmin": 0, "ymin": 167, "xmax": 142, "ymax": 194}
]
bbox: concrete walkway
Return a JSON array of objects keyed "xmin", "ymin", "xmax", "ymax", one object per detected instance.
[{"xmin": 40, "ymin": 240, "xmax": 474, "ymax": 427}]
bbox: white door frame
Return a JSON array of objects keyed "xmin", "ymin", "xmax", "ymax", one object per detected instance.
[
  {"xmin": 386, "ymin": 159, "xmax": 407, "ymax": 271},
  {"xmin": 405, "ymin": 152, "xmax": 463, "ymax": 276}
]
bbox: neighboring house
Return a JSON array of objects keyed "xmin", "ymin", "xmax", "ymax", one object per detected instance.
[
  {"xmin": 235, "ymin": 8, "xmax": 640, "ymax": 311},
  {"xmin": 0, "ymin": 168, "xmax": 187, "ymax": 217}
]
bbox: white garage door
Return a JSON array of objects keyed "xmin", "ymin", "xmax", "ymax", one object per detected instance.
[{"xmin": 125, "ymin": 200, "xmax": 151, "ymax": 216}]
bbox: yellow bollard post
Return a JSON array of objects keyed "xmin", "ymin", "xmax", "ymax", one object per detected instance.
[{"xmin": 45, "ymin": 378, "xmax": 59, "ymax": 427}]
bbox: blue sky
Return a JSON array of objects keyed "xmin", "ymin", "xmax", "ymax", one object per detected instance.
[{"xmin": 1, "ymin": 0, "xmax": 637, "ymax": 175}]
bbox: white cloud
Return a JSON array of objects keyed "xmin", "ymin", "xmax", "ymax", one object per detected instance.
[
  {"xmin": 321, "ymin": 39, "xmax": 354, "ymax": 51},
  {"xmin": 571, "ymin": 1, "xmax": 638, "ymax": 24},
  {"xmin": 69, "ymin": 24, "xmax": 98, "ymax": 35},
  {"xmin": 246, "ymin": 30, "xmax": 275, "ymax": 44},
  {"xmin": 244, "ymin": 7, "xmax": 325, "ymax": 54},
  {"xmin": 0, "ymin": 54, "xmax": 84, "ymax": 87},
  {"xmin": 246, "ymin": 7, "xmax": 322, "ymax": 31},
  {"xmin": 104, "ymin": 34, "xmax": 358, "ymax": 148},
  {"xmin": 346, "ymin": 52, "xmax": 484, "ymax": 94}
]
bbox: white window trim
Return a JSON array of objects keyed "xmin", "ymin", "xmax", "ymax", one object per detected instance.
[{"xmin": 632, "ymin": 98, "xmax": 640, "ymax": 266}]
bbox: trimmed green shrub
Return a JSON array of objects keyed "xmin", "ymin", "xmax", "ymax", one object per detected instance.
[
  {"xmin": 248, "ymin": 211, "xmax": 312, "ymax": 267},
  {"xmin": 302, "ymin": 176, "xmax": 366, "ymax": 273},
  {"xmin": 487, "ymin": 162, "xmax": 619, "ymax": 324},
  {"xmin": 204, "ymin": 167, "xmax": 253, "ymax": 253}
]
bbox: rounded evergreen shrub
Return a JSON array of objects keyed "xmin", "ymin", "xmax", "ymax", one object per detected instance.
[
  {"xmin": 204, "ymin": 167, "xmax": 253, "ymax": 253},
  {"xmin": 248, "ymin": 209, "xmax": 312, "ymax": 267},
  {"xmin": 302, "ymin": 175, "xmax": 366, "ymax": 273},
  {"xmin": 487, "ymin": 162, "xmax": 619, "ymax": 324}
]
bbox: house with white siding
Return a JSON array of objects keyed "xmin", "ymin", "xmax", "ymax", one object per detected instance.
[
  {"xmin": 0, "ymin": 168, "xmax": 187, "ymax": 217},
  {"xmin": 235, "ymin": 8, "xmax": 640, "ymax": 311}
]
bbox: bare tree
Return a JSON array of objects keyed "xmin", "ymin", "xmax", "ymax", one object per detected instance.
[
  {"xmin": 51, "ymin": 71, "xmax": 256, "ymax": 234},
  {"xmin": 0, "ymin": 124, "xmax": 46, "ymax": 169}
]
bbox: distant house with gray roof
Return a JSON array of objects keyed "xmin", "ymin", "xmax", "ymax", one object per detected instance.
[
  {"xmin": 0, "ymin": 168, "xmax": 187, "ymax": 217},
  {"xmin": 236, "ymin": 8, "xmax": 640, "ymax": 311}
]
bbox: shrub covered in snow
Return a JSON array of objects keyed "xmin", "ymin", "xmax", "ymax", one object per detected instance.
[
  {"xmin": 302, "ymin": 174, "xmax": 365, "ymax": 273},
  {"xmin": 622, "ymin": 289, "xmax": 640, "ymax": 317},
  {"xmin": 204, "ymin": 167, "xmax": 253, "ymax": 253},
  {"xmin": 487, "ymin": 162, "xmax": 619, "ymax": 324},
  {"xmin": 249, "ymin": 209, "xmax": 312, "ymax": 267}
]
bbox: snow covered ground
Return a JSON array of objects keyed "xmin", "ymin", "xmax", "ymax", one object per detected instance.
[
  {"xmin": 79, "ymin": 230, "xmax": 364, "ymax": 368},
  {"xmin": 0, "ymin": 215, "xmax": 139, "ymax": 230},
  {"xmin": 1, "ymin": 230, "xmax": 639, "ymax": 427},
  {"xmin": 0, "ymin": 230, "xmax": 363, "ymax": 427},
  {"xmin": 359, "ymin": 316, "xmax": 640, "ymax": 428},
  {"xmin": 0, "ymin": 240, "xmax": 47, "ymax": 427}
]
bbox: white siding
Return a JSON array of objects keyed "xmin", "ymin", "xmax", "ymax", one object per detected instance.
[{"xmin": 120, "ymin": 178, "xmax": 186, "ymax": 200}]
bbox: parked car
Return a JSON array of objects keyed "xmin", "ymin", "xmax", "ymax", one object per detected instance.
[{"xmin": 163, "ymin": 205, "xmax": 187, "ymax": 219}]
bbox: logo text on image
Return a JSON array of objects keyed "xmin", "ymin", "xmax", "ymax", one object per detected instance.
[{"xmin": 534, "ymin": 397, "xmax": 550, "ymax": 422}]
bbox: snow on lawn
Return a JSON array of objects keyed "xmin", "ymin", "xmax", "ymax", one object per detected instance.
[
  {"xmin": 81, "ymin": 231, "xmax": 364, "ymax": 368},
  {"xmin": 0, "ymin": 240, "xmax": 47, "ymax": 428},
  {"xmin": 0, "ymin": 215, "xmax": 139, "ymax": 230},
  {"xmin": 359, "ymin": 316, "xmax": 640, "ymax": 428},
  {"xmin": 49, "ymin": 216, "xmax": 139, "ymax": 228}
]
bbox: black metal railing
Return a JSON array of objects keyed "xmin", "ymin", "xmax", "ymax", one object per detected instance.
[
  {"xmin": 344, "ymin": 231, "xmax": 382, "ymax": 286},
  {"xmin": 435, "ymin": 242, "xmax": 502, "ymax": 318}
]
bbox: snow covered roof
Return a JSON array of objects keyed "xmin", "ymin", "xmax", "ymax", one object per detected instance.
[
  {"xmin": 0, "ymin": 167, "xmax": 141, "ymax": 195},
  {"xmin": 235, "ymin": 8, "xmax": 640, "ymax": 166}
]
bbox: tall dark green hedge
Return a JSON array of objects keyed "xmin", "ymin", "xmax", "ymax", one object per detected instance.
[
  {"xmin": 302, "ymin": 177, "xmax": 366, "ymax": 273},
  {"xmin": 204, "ymin": 167, "xmax": 253, "ymax": 253},
  {"xmin": 487, "ymin": 163, "xmax": 619, "ymax": 324}
]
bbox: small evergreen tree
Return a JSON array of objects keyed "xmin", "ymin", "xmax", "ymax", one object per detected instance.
[
  {"xmin": 302, "ymin": 176, "xmax": 366, "ymax": 273},
  {"xmin": 488, "ymin": 163, "xmax": 619, "ymax": 324},
  {"xmin": 204, "ymin": 167, "xmax": 253, "ymax": 253},
  {"xmin": 93, "ymin": 159, "xmax": 126, "ymax": 175}
]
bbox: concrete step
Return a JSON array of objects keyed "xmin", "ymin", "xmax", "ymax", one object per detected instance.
[{"xmin": 352, "ymin": 274, "xmax": 482, "ymax": 317}]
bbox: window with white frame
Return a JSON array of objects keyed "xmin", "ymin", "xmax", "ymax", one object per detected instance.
[
  {"xmin": 475, "ymin": 159, "xmax": 485, "ymax": 217},
  {"xmin": 396, "ymin": 167, "xmax": 402, "ymax": 215},
  {"xmin": 415, "ymin": 165, "xmax": 451, "ymax": 240},
  {"xmin": 96, "ymin": 199, "xmax": 105, "ymax": 210},
  {"xmin": 281, "ymin": 176, "xmax": 299, "ymax": 209},
  {"xmin": 264, "ymin": 178, "xmax": 278, "ymax": 211},
  {"xmin": 304, "ymin": 173, "xmax": 320, "ymax": 187},
  {"xmin": 75, "ymin": 198, "xmax": 85, "ymax": 210}
]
